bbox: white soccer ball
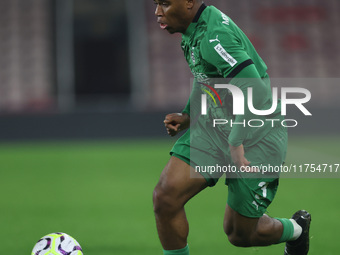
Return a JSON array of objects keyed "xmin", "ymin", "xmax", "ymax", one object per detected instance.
[{"xmin": 31, "ymin": 232, "xmax": 83, "ymax": 255}]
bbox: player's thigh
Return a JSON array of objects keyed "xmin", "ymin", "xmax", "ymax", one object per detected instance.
[
  {"xmin": 224, "ymin": 203, "xmax": 283, "ymax": 245},
  {"xmin": 171, "ymin": 128, "xmax": 226, "ymax": 187},
  {"xmin": 155, "ymin": 156, "xmax": 208, "ymax": 206},
  {"xmin": 225, "ymin": 125, "xmax": 286, "ymax": 218}
]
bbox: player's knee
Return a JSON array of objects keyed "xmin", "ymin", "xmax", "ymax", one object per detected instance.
[
  {"xmin": 152, "ymin": 183, "xmax": 181, "ymax": 216},
  {"xmin": 152, "ymin": 185, "xmax": 166, "ymax": 214},
  {"xmin": 223, "ymin": 220, "xmax": 252, "ymax": 247}
]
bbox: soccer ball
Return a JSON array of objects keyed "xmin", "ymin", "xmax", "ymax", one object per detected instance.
[{"xmin": 31, "ymin": 232, "xmax": 83, "ymax": 255}]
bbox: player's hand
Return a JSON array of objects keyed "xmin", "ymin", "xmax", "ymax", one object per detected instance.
[
  {"xmin": 164, "ymin": 113, "xmax": 190, "ymax": 137},
  {"xmin": 229, "ymin": 144, "xmax": 258, "ymax": 173},
  {"xmin": 230, "ymin": 144, "xmax": 250, "ymax": 169},
  {"xmin": 229, "ymin": 144, "xmax": 250, "ymax": 169}
]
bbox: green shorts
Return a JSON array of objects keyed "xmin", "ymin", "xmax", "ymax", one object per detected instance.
[{"xmin": 170, "ymin": 124, "xmax": 288, "ymax": 218}]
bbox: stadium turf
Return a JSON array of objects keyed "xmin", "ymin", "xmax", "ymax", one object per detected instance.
[{"xmin": 0, "ymin": 136, "xmax": 339, "ymax": 254}]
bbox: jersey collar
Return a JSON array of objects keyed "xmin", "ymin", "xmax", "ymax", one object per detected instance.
[
  {"xmin": 193, "ymin": 3, "xmax": 207, "ymax": 22},
  {"xmin": 182, "ymin": 3, "xmax": 207, "ymax": 39}
]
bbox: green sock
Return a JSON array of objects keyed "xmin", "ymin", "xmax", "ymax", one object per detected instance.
[
  {"xmin": 275, "ymin": 218, "xmax": 294, "ymax": 243},
  {"xmin": 163, "ymin": 244, "xmax": 189, "ymax": 255}
]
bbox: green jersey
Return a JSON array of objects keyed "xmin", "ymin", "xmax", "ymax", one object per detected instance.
[
  {"xmin": 181, "ymin": 4, "xmax": 282, "ymax": 147},
  {"xmin": 182, "ymin": 5, "xmax": 267, "ymax": 80}
]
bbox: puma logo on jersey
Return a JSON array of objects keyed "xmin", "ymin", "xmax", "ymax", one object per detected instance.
[{"xmin": 209, "ymin": 35, "xmax": 220, "ymax": 43}]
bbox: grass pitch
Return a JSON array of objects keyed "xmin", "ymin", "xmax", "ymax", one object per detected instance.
[{"xmin": 0, "ymin": 136, "xmax": 339, "ymax": 254}]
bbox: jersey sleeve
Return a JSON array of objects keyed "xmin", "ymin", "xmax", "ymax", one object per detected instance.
[
  {"xmin": 200, "ymin": 28, "xmax": 252, "ymax": 79},
  {"xmin": 201, "ymin": 30, "xmax": 272, "ymax": 147},
  {"xmin": 227, "ymin": 64, "xmax": 268, "ymax": 147}
]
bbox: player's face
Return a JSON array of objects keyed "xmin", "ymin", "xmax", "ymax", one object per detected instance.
[{"xmin": 154, "ymin": 0, "xmax": 192, "ymax": 34}]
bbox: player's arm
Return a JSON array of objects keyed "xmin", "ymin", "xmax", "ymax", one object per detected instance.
[
  {"xmin": 166, "ymin": 78, "xmax": 202, "ymax": 136},
  {"xmin": 228, "ymin": 65, "xmax": 269, "ymax": 168},
  {"xmin": 201, "ymin": 30, "xmax": 269, "ymax": 168},
  {"xmin": 227, "ymin": 64, "xmax": 269, "ymax": 146},
  {"xmin": 164, "ymin": 113, "xmax": 190, "ymax": 136}
]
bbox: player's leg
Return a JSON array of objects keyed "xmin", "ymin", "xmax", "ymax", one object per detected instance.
[
  {"xmin": 223, "ymin": 125, "xmax": 311, "ymax": 253},
  {"xmin": 223, "ymin": 203, "xmax": 283, "ymax": 246},
  {"xmin": 153, "ymin": 156, "xmax": 208, "ymax": 252},
  {"xmin": 223, "ymin": 176, "xmax": 288, "ymax": 246},
  {"xmin": 224, "ymin": 203, "xmax": 311, "ymax": 253}
]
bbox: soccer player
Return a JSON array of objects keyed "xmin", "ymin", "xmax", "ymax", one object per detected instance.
[{"xmin": 152, "ymin": 1, "xmax": 311, "ymax": 255}]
